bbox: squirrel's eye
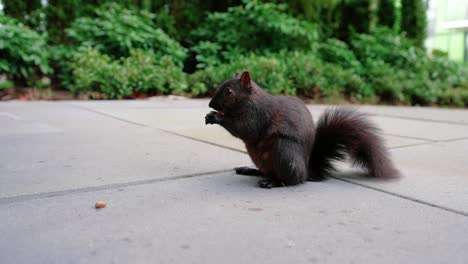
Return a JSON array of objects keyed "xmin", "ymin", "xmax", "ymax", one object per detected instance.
[{"xmin": 225, "ymin": 88, "xmax": 233, "ymax": 95}]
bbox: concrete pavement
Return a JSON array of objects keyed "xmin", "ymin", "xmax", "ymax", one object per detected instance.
[{"xmin": 1, "ymin": 98, "xmax": 468, "ymax": 263}]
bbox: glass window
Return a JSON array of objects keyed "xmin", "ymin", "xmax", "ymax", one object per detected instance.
[{"xmin": 446, "ymin": 0, "xmax": 468, "ymax": 21}]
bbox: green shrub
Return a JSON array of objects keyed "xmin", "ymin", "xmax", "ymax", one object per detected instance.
[
  {"xmin": 153, "ymin": 7, "xmax": 178, "ymax": 41},
  {"xmin": 425, "ymin": 57, "xmax": 468, "ymax": 88},
  {"xmin": 318, "ymin": 38, "xmax": 363, "ymax": 74},
  {"xmin": 0, "ymin": 15, "xmax": 51, "ymax": 85},
  {"xmin": 285, "ymin": 51, "xmax": 369, "ymax": 99},
  {"xmin": 436, "ymin": 89, "xmax": 468, "ymax": 107},
  {"xmin": 364, "ymin": 60, "xmax": 405, "ymax": 103},
  {"xmin": 191, "ymin": 1, "xmax": 318, "ymax": 68},
  {"xmin": 282, "ymin": 52, "xmax": 324, "ymax": 97},
  {"xmin": 349, "ymin": 27, "xmax": 468, "ymax": 106},
  {"xmin": 189, "ymin": 53, "xmax": 293, "ymax": 96},
  {"xmin": 401, "ymin": 77, "xmax": 437, "ymax": 106},
  {"xmin": 364, "ymin": 59, "xmax": 443, "ymax": 106},
  {"xmin": 431, "ymin": 49, "xmax": 448, "ymax": 58},
  {"xmin": 67, "ymin": 48, "xmax": 130, "ymax": 98},
  {"xmin": 123, "ymin": 50, "xmax": 187, "ymax": 94},
  {"xmin": 351, "ymin": 27, "xmax": 426, "ymax": 71},
  {"xmin": 188, "ymin": 51, "xmax": 370, "ymax": 100},
  {"xmin": 48, "ymin": 44, "xmax": 77, "ymax": 88},
  {"xmin": 191, "ymin": 41, "xmax": 223, "ymax": 69},
  {"xmin": 0, "ymin": 81, "xmax": 15, "ymax": 89},
  {"xmin": 67, "ymin": 3, "xmax": 187, "ymax": 66},
  {"xmin": 67, "ymin": 48, "xmax": 187, "ymax": 98}
]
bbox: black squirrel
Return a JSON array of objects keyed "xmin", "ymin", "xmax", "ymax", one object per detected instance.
[{"xmin": 205, "ymin": 71, "xmax": 399, "ymax": 188}]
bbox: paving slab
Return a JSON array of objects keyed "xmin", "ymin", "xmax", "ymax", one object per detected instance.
[
  {"xmin": 78, "ymin": 108, "xmax": 209, "ymax": 130},
  {"xmin": 0, "ymin": 102, "xmax": 252, "ymax": 198},
  {"xmin": 0, "ymin": 113, "xmax": 62, "ymax": 135},
  {"xmin": 70, "ymin": 98, "xmax": 210, "ymax": 110},
  {"xmin": 371, "ymin": 115, "xmax": 468, "ymax": 141},
  {"xmin": 69, "ymin": 100, "xmax": 468, "ymax": 215},
  {"xmin": 333, "ymin": 139, "xmax": 468, "ymax": 215},
  {"xmin": 1, "ymin": 173, "xmax": 467, "ymax": 264},
  {"xmin": 71, "ymin": 101, "xmax": 468, "ymax": 143},
  {"xmin": 72, "ymin": 99, "xmax": 468, "ymax": 128},
  {"xmin": 308, "ymin": 104, "xmax": 468, "ymax": 125},
  {"xmin": 358, "ymin": 105, "xmax": 468, "ymax": 125},
  {"xmin": 173, "ymin": 127, "xmax": 427, "ymax": 151},
  {"xmin": 2, "ymin": 100, "xmax": 468, "ymax": 264},
  {"xmin": 87, "ymin": 107, "xmax": 429, "ymax": 151},
  {"xmin": 0, "ymin": 101, "xmax": 138, "ymax": 131},
  {"xmin": 308, "ymin": 108, "xmax": 468, "ymax": 141}
]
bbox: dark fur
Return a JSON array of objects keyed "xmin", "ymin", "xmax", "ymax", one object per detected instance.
[
  {"xmin": 309, "ymin": 107, "xmax": 399, "ymax": 181},
  {"xmin": 206, "ymin": 72, "xmax": 399, "ymax": 188}
]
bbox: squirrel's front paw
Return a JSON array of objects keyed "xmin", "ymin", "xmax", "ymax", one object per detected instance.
[{"xmin": 205, "ymin": 111, "xmax": 221, "ymax": 125}]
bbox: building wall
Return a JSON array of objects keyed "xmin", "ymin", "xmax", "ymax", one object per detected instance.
[{"xmin": 427, "ymin": 0, "xmax": 468, "ymax": 62}]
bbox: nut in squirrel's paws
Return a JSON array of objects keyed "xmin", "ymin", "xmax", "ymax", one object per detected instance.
[{"xmin": 205, "ymin": 111, "xmax": 223, "ymax": 125}]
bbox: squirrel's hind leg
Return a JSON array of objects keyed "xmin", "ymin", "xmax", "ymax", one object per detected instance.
[{"xmin": 272, "ymin": 139, "xmax": 308, "ymax": 186}]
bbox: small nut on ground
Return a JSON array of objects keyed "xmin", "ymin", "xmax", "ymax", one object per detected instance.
[{"xmin": 95, "ymin": 201, "xmax": 107, "ymax": 209}]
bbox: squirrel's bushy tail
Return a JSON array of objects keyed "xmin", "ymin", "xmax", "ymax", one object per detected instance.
[{"xmin": 309, "ymin": 107, "xmax": 399, "ymax": 181}]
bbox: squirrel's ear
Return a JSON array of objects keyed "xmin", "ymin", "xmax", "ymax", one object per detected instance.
[
  {"xmin": 240, "ymin": 71, "xmax": 251, "ymax": 87},
  {"xmin": 234, "ymin": 72, "xmax": 241, "ymax": 79}
]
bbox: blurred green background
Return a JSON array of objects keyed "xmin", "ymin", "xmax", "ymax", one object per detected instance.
[{"xmin": 0, "ymin": 0, "xmax": 467, "ymax": 106}]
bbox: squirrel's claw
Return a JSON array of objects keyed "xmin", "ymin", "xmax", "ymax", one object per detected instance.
[
  {"xmin": 258, "ymin": 178, "xmax": 284, "ymax": 188},
  {"xmin": 258, "ymin": 179, "xmax": 274, "ymax": 189}
]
